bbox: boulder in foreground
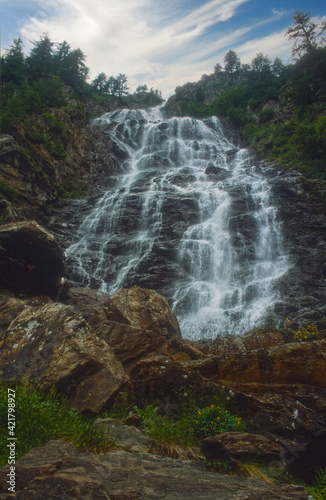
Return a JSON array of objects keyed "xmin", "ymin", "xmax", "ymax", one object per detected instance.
[
  {"xmin": 0, "ymin": 440, "xmax": 309, "ymax": 499},
  {"xmin": 0, "ymin": 302, "xmax": 128, "ymax": 412}
]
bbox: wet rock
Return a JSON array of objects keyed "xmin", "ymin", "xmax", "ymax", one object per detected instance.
[
  {"xmin": 108, "ymin": 286, "xmax": 182, "ymax": 339},
  {"xmin": 199, "ymin": 329, "xmax": 286, "ymax": 357},
  {"xmin": 0, "ymin": 440, "xmax": 310, "ymax": 499},
  {"xmin": 205, "ymin": 165, "xmax": 229, "ymax": 180},
  {"xmin": 0, "ymin": 302, "xmax": 128, "ymax": 413},
  {"xmin": 269, "ymin": 171, "xmax": 326, "ymax": 329},
  {"xmin": 0, "ymin": 221, "xmax": 65, "ymax": 296}
]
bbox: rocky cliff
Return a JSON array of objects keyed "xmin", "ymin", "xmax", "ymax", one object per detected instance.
[
  {"xmin": 1, "ymin": 98, "xmax": 325, "ymax": 334},
  {"xmin": 0, "ymin": 96, "xmax": 326, "ymax": 496}
]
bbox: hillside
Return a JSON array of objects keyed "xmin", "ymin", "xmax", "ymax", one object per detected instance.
[{"xmin": 165, "ymin": 25, "xmax": 326, "ymax": 180}]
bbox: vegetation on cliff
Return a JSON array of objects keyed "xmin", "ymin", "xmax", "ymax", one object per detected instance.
[
  {"xmin": 165, "ymin": 12, "xmax": 326, "ymax": 179},
  {"xmin": 0, "ymin": 33, "xmax": 164, "ymax": 211},
  {"xmin": 0, "ymin": 33, "xmax": 163, "ymax": 134}
]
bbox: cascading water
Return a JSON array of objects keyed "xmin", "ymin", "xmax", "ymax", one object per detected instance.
[{"xmin": 66, "ymin": 107, "xmax": 290, "ymax": 340}]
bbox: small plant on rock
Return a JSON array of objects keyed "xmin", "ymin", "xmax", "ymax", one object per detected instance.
[
  {"xmin": 205, "ymin": 459, "xmax": 235, "ymax": 474},
  {"xmin": 294, "ymin": 324, "xmax": 319, "ymax": 342},
  {"xmin": 193, "ymin": 404, "xmax": 245, "ymax": 439}
]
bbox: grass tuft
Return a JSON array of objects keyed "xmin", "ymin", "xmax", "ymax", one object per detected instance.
[{"xmin": 0, "ymin": 383, "xmax": 113, "ymax": 467}]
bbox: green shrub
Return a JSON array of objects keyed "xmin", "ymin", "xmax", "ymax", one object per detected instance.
[
  {"xmin": 0, "ymin": 383, "xmax": 113, "ymax": 467},
  {"xmin": 135, "ymin": 404, "xmax": 196, "ymax": 446},
  {"xmin": 205, "ymin": 459, "xmax": 234, "ymax": 474},
  {"xmin": 27, "ymin": 131, "xmax": 67, "ymax": 160},
  {"xmin": 307, "ymin": 467, "xmax": 326, "ymax": 499},
  {"xmin": 294, "ymin": 324, "xmax": 319, "ymax": 342},
  {"xmin": 193, "ymin": 404, "xmax": 245, "ymax": 438},
  {"xmin": 42, "ymin": 113, "xmax": 68, "ymax": 142},
  {"xmin": 0, "ymin": 182, "xmax": 17, "ymax": 202},
  {"xmin": 258, "ymin": 108, "xmax": 275, "ymax": 124}
]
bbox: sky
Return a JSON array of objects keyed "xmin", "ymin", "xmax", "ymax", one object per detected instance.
[{"xmin": 1, "ymin": 0, "xmax": 326, "ymax": 99}]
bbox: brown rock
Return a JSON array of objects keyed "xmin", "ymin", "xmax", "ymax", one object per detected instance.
[
  {"xmin": 129, "ymin": 356, "xmax": 204, "ymax": 403},
  {"xmin": 108, "ymin": 286, "xmax": 181, "ymax": 339},
  {"xmin": 0, "ymin": 291, "xmax": 52, "ymax": 341},
  {"xmin": 202, "ymin": 432, "xmax": 284, "ymax": 463},
  {"xmin": 222, "ymin": 385, "xmax": 326, "ymax": 481},
  {"xmin": 198, "ymin": 329, "xmax": 286, "ymax": 357},
  {"xmin": 216, "ymin": 338, "xmax": 326, "ymax": 387},
  {"xmin": 99, "ymin": 321, "xmax": 169, "ymax": 371},
  {"xmin": 0, "ymin": 221, "xmax": 65, "ymax": 296},
  {"xmin": 189, "ymin": 335, "xmax": 326, "ymax": 388},
  {"xmin": 0, "ymin": 302, "xmax": 128, "ymax": 412},
  {"xmin": 0, "ymin": 440, "xmax": 310, "ymax": 499}
]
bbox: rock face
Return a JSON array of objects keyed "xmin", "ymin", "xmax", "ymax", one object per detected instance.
[
  {"xmin": 0, "ymin": 301, "xmax": 128, "ymax": 412},
  {"xmin": 215, "ymin": 338, "xmax": 326, "ymax": 386},
  {"xmin": 0, "ymin": 440, "xmax": 309, "ymax": 499},
  {"xmin": 0, "ymin": 135, "xmax": 56, "ymax": 223},
  {"xmin": 269, "ymin": 171, "xmax": 326, "ymax": 329},
  {"xmin": 0, "ymin": 221, "xmax": 65, "ymax": 296}
]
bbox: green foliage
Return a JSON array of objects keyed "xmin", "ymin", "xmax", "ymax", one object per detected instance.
[
  {"xmin": 27, "ymin": 130, "xmax": 67, "ymax": 161},
  {"xmin": 0, "ymin": 182, "xmax": 17, "ymax": 202},
  {"xmin": 105, "ymin": 389, "xmax": 246, "ymax": 448},
  {"xmin": 280, "ymin": 320, "xmax": 320, "ymax": 343},
  {"xmin": 205, "ymin": 459, "xmax": 235, "ymax": 474},
  {"xmin": 0, "ymin": 383, "xmax": 113, "ymax": 467},
  {"xmin": 193, "ymin": 404, "xmax": 245, "ymax": 439},
  {"xmin": 55, "ymin": 177, "xmax": 88, "ymax": 198},
  {"xmin": 294, "ymin": 324, "xmax": 319, "ymax": 342},
  {"xmin": 213, "ymin": 86, "xmax": 247, "ymax": 118},
  {"xmin": 135, "ymin": 404, "xmax": 196, "ymax": 446},
  {"xmin": 258, "ymin": 108, "xmax": 275, "ymax": 124},
  {"xmin": 1, "ymin": 78, "xmax": 66, "ymax": 132},
  {"xmin": 307, "ymin": 467, "xmax": 326, "ymax": 499},
  {"xmin": 285, "ymin": 11, "xmax": 326, "ymax": 58},
  {"xmin": 42, "ymin": 113, "xmax": 67, "ymax": 142},
  {"xmin": 165, "ymin": 15, "xmax": 326, "ymax": 180}
]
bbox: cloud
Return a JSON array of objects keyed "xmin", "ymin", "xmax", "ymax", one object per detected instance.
[
  {"xmin": 236, "ymin": 30, "xmax": 293, "ymax": 63},
  {"xmin": 8, "ymin": 0, "xmax": 320, "ymax": 99},
  {"xmin": 14, "ymin": 0, "xmax": 253, "ymax": 97}
]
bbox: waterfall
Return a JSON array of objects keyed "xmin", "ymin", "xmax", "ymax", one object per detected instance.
[{"xmin": 66, "ymin": 107, "xmax": 290, "ymax": 340}]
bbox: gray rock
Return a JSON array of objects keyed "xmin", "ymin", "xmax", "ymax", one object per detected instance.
[
  {"xmin": 0, "ymin": 440, "xmax": 309, "ymax": 499},
  {"xmin": 95, "ymin": 418, "xmax": 154, "ymax": 453}
]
